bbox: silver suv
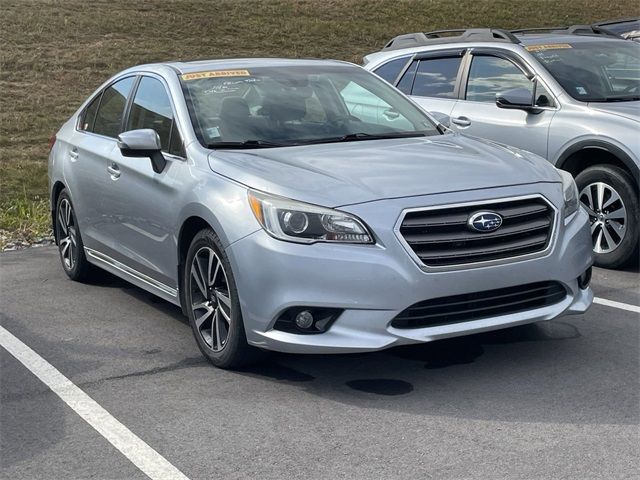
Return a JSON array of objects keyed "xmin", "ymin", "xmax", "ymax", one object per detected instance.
[
  {"xmin": 363, "ymin": 26, "xmax": 640, "ymax": 268},
  {"xmin": 49, "ymin": 59, "xmax": 593, "ymax": 368}
]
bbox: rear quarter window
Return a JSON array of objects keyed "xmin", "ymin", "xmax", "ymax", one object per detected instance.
[
  {"xmin": 373, "ymin": 57, "xmax": 410, "ymax": 84},
  {"xmin": 81, "ymin": 94, "xmax": 101, "ymax": 131}
]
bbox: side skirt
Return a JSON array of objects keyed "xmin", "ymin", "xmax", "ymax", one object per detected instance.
[{"xmin": 84, "ymin": 247, "xmax": 181, "ymax": 306}]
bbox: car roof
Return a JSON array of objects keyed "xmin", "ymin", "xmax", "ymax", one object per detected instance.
[
  {"xmin": 593, "ymin": 17, "xmax": 640, "ymax": 35},
  {"xmin": 377, "ymin": 26, "xmax": 628, "ymax": 52},
  {"xmin": 124, "ymin": 58, "xmax": 355, "ymax": 76},
  {"xmin": 364, "ymin": 28, "xmax": 631, "ymax": 66},
  {"xmin": 517, "ymin": 33, "xmax": 627, "ymax": 45}
]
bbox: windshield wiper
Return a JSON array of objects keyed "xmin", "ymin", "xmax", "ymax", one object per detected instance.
[
  {"xmin": 207, "ymin": 140, "xmax": 289, "ymax": 149},
  {"xmin": 299, "ymin": 131, "xmax": 430, "ymax": 145}
]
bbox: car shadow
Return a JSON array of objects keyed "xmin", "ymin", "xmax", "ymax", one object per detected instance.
[
  {"xmin": 85, "ymin": 270, "xmax": 637, "ymax": 427},
  {"xmin": 84, "ymin": 269, "xmax": 188, "ymax": 326}
]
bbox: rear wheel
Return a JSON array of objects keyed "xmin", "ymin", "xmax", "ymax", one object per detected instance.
[
  {"xmin": 576, "ymin": 165, "xmax": 639, "ymax": 269},
  {"xmin": 183, "ymin": 228, "xmax": 262, "ymax": 369},
  {"xmin": 55, "ymin": 190, "xmax": 94, "ymax": 281}
]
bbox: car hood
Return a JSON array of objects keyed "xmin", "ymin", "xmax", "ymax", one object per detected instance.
[
  {"xmin": 207, "ymin": 134, "xmax": 560, "ymax": 207},
  {"xmin": 588, "ymin": 101, "xmax": 640, "ymax": 123}
]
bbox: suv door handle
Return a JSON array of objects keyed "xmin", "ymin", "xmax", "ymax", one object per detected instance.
[
  {"xmin": 107, "ymin": 163, "xmax": 120, "ymax": 179},
  {"xmin": 452, "ymin": 116, "xmax": 471, "ymax": 128},
  {"xmin": 69, "ymin": 148, "xmax": 79, "ymax": 161},
  {"xmin": 382, "ymin": 108, "xmax": 400, "ymax": 120}
]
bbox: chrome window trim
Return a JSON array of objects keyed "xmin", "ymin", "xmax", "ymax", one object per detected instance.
[{"xmin": 393, "ymin": 193, "xmax": 559, "ymax": 272}]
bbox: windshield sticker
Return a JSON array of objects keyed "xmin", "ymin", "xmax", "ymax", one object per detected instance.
[
  {"xmin": 181, "ymin": 70, "xmax": 250, "ymax": 81},
  {"xmin": 575, "ymin": 86, "xmax": 587, "ymax": 95},
  {"xmin": 205, "ymin": 126, "xmax": 221, "ymax": 138},
  {"xmin": 525, "ymin": 44, "xmax": 573, "ymax": 52}
]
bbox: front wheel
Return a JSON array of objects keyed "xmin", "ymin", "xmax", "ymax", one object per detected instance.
[
  {"xmin": 183, "ymin": 228, "xmax": 263, "ymax": 369},
  {"xmin": 576, "ymin": 165, "xmax": 639, "ymax": 269}
]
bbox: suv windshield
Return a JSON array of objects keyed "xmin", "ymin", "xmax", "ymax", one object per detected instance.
[
  {"xmin": 180, "ymin": 65, "xmax": 440, "ymax": 148},
  {"xmin": 528, "ymin": 40, "xmax": 640, "ymax": 102}
]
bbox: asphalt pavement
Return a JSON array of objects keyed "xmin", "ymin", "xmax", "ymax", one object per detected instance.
[{"xmin": 1, "ymin": 246, "xmax": 638, "ymax": 479}]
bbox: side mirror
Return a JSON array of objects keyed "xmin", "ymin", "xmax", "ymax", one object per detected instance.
[
  {"xmin": 495, "ymin": 87, "xmax": 541, "ymax": 114},
  {"xmin": 117, "ymin": 129, "xmax": 166, "ymax": 173},
  {"xmin": 428, "ymin": 111, "xmax": 451, "ymax": 128}
]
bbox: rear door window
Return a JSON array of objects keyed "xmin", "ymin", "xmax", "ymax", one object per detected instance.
[
  {"xmin": 412, "ymin": 57, "xmax": 462, "ymax": 98},
  {"xmin": 92, "ymin": 77, "xmax": 136, "ymax": 138},
  {"xmin": 373, "ymin": 57, "xmax": 410, "ymax": 84}
]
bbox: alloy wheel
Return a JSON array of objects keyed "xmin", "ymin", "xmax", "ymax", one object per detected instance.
[
  {"xmin": 579, "ymin": 182, "xmax": 627, "ymax": 254},
  {"xmin": 189, "ymin": 246, "xmax": 232, "ymax": 352},
  {"xmin": 58, "ymin": 198, "xmax": 77, "ymax": 270}
]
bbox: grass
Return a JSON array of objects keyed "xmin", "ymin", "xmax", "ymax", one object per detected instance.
[{"xmin": 1, "ymin": 0, "xmax": 638, "ymax": 247}]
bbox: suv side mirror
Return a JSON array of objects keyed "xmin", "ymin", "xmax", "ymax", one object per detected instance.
[
  {"xmin": 117, "ymin": 129, "xmax": 167, "ymax": 173},
  {"xmin": 429, "ymin": 111, "xmax": 451, "ymax": 128},
  {"xmin": 495, "ymin": 87, "xmax": 541, "ymax": 114}
]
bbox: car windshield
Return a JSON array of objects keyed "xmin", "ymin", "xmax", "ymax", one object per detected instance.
[
  {"xmin": 179, "ymin": 64, "xmax": 440, "ymax": 148},
  {"xmin": 528, "ymin": 40, "xmax": 640, "ymax": 102}
]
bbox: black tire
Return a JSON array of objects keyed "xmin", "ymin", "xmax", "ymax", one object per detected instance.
[
  {"xmin": 183, "ymin": 228, "xmax": 263, "ymax": 369},
  {"xmin": 575, "ymin": 165, "xmax": 639, "ymax": 269},
  {"xmin": 55, "ymin": 190, "xmax": 95, "ymax": 281}
]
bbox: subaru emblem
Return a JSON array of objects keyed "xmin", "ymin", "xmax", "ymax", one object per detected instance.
[{"xmin": 468, "ymin": 211, "xmax": 503, "ymax": 233}]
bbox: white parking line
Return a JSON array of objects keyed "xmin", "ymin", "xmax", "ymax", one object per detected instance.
[
  {"xmin": 593, "ymin": 297, "xmax": 640, "ymax": 314},
  {"xmin": 0, "ymin": 325, "xmax": 190, "ymax": 480}
]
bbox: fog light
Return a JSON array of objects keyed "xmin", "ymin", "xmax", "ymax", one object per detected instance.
[
  {"xmin": 578, "ymin": 267, "xmax": 592, "ymax": 289},
  {"xmin": 295, "ymin": 310, "xmax": 314, "ymax": 329},
  {"xmin": 274, "ymin": 307, "xmax": 343, "ymax": 334}
]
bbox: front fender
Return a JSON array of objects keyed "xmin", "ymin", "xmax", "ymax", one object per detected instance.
[
  {"xmin": 175, "ymin": 176, "xmax": 260, "ymax": 249},
  {"xmin": 554, "ymin": 137, "xmax": 639, "ymax": 183}
]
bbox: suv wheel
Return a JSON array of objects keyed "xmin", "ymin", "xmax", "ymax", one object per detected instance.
[
  {"xmin": 183, "ymin": 228, "xmax": 263, "ymax": 369},
  {"xmin": 55, "ymin": 190, "xmax": 95, "ymax": 281},
  {"xmin": 576, "ymin": 165, "xmax": 639, "ymax": 269}
]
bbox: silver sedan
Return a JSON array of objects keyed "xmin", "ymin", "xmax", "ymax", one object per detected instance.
[{"xmin": 48, "ymin": 59, "xmax": 593, "ymax": 368}]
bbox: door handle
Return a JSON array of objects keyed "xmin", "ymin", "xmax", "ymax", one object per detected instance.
[
  {"xmin": 451, "ymin": 116, "xmax": 472, "ymax": 128},
  {"xmin": 107, "ymin": 164, "xmax": 120, "ymax": 179},
  {"xmin": 382, "ymin": 108, "xmax": 400, "ymax": 120},
  {"xmin": 69, "ymin": 149, "xmax": 79, "ymax": 161}
]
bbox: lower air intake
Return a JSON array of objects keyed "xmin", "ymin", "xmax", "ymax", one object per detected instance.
[{"xmin": 391, "ymin": 281, "xmax": 567, "ymax": 329}]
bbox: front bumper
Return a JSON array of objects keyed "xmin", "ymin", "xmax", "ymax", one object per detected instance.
[{"xmin": 226, "ymin": 185, "xmax": 594, "ymax": 354}]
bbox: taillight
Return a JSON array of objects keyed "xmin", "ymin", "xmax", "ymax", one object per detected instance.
[{"xmin": 48, "ymin": 135, "xmax": 57, "ymax": 152}]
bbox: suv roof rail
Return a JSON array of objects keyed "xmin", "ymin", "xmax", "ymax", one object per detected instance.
[
  {"xmin": 511, "ymin": 24, "xmax": 622, "ymax": 38},
  {"xmin": 382, "ymin": 28, "xmax": 520, "ymax": 51}
]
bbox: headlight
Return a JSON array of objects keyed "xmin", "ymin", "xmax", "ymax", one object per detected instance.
[
  {"xmin": 559, "ymin": 169, "xmax": 579, "ymax": 218},
  {"xmin": 248, "ymin": 190, "xmax": 374, "ymax": 244}
]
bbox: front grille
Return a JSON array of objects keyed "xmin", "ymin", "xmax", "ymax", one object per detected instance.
[
  {"xmin": 399, "ymin": 197, "xmax": 555, "ymax": 267},
  {"xmin": 391, "ymin": 281, "xmax": 567, "ymax": 329}
]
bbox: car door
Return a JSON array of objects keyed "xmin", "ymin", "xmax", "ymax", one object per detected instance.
[
  {"xmin": 397, "ymin": 52, "xmax": 466, "ymax": 124},
  {"xmin": 100, "ymin": 74, "xmax": 187, "ymax": 289},
  {"xmin": 67, "ymin": 75, "xmax": 137, "ymax": 253},
  {"xmin": 449, "ymin": 51, "xmax": 557, "ymax": 157}
]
